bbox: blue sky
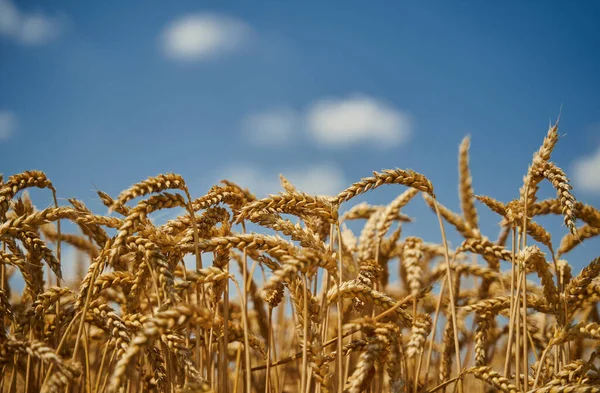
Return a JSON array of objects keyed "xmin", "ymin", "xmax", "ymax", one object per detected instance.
[{"xmin": 1, "ymin": 0, "xmax": 600, "ymax": 279}]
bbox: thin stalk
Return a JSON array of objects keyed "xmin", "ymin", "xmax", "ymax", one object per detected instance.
[
  {"xmin": 41, "ymin": 310, "xmax": 82, "ymax": 389},
  {"xmin": 184, "ymin": 187, "xmax": 204, "ymax": 378},
  {"xmin": 300, "ymin": 275, "xmax": 309, "ymax": 393},
  {"xmin": 83, "ymin": 327, "xmax": 92, "ymax": 393},
  {"xmin": 8, "ymin": 354, "xmax": 18, "ymax": 393},
  {"xmin": 521, "ymin": 190, "xmax": 529, "ymax": 389},
  {"xmin": 99, "ymin": 349, "xmax": 117, "ymax": 393},
  {"xmin": 234, "ymin": 226, "xmax": 252, "ymax": 393},
  {"xmin": 93, "ymin": 341, "xmax": 112, "ymax": 393},
  {"xmin": 335, "ymin": 223, "xmax": 344, "ymax": 393},
  {"xmin": 52, "ymin": 188, "xmax": 62, "ymax": 352},
  {"xmin": 222, "ymin": 257, "xmax": 231, "ymax": 393},
  {"xmin": 265, "ymin": 307, "xmax": 273, "ymax": 393},
  {"xmin": 71, "ymin": 259, "xmax": 102, "ymax": 364},
  {"xmin": 233, "ymin": 344, "xmax": 243, "ymax": 393},
  {"xmin": 533, "ymin": 346, "xmax": 551, "ymax": 388},
  {"xmin": 432, "ymin": 197, "xmax": 463, "ymax": 393},
  {"xmin": 504, "ymin": 225, "xmax": 518, "ymax": 377},
  {"xmin": 208, "ymin": 324, "xmax": 216, "ymax": 391},
  {"xmin": 515, "ymin": 263, "xmax": 522, "ymax": 390},
  {"xmin": 424, "ymin": 277, "xmax": 447, "ymax": 384},
  {"xmin": 24, "ymin": 327, "xmax": 34, "ymax": 393},
  {"xmin": 522, "ymin": 266, "xmax": 528, "ymax": 389}
]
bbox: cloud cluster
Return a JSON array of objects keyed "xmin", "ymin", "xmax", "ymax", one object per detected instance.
[
  {"xmin": 242, "ymin": 95, "xmax": 412, "ymax": 148},
  {"xmin": 573, "ymin": 146, "xmax": 600, "ymax": 194},
  {"xmin": 307, "ymin": 95, "xmax": 412, "ymax": 147},
  {"xmin": 0, "ymin": 110, "xmax": 17, "ymax": 141},
  {"xmin": 160, "ymin": 13, "xmax": 251, "ymax": 62},
  {"xmin": 0, "ymin": 0, "xmax": 63, "ymax": 45}
]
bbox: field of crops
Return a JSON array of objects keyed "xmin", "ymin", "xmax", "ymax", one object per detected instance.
[{"xmin": 1, "ymin": 122, "xmax": 599, "ymax": 393}]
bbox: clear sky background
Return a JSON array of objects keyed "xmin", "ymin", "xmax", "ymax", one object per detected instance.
[{"xmin": 1, "ymin": 0, "xmax": 599, "ymax": 281}]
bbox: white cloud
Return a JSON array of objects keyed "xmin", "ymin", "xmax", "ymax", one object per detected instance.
[
  {"xmin": 242, "ymin": 95, "xmax": 414, "ymax": 149},
  {"xmin": 160, "ymin": 13, "xmax": 251, "ymax": 61},
  {"xmin": 219, "ymin": 163, "xmax": 345, "ymax": 197},
  {"xmin": 306, "ymin": 94, "xmax": 412, "ymax": 147},
  {"xmin": 0, "ymin": 110, "xmax": 17, "ymax": 141},
  {"xmin": 241, "ymin": 107, "xmax": 297, "ymax": 147},
  {"xmin": 573, "ymin": 146, "xmax": 600, "ymax": 193},
  {"xmin": 0, "ymin": 0, "xmax": 62, "ymax": 45}
]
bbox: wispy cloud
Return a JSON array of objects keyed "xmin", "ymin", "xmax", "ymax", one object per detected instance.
[
  {"xmin": 241, "ymin": 107, "xmax": 297, "ymax": 147},
  {"xmin": 218, "ymin": 163, "xmax": 345, "ymax": 197},
  {"xmin": 573, "ymin": 145, "xmax": 600, "ymax": 194},
  {"xmin": 0, "ymin": 0, "xmax": 63, "ymax": 45},
  {"xmin": 306, "ymin": 94, "xmax": 412, "ymax": 148},
  {"xmin": 0, "ymin": 110, "xmax": 17, "ymax": 141},
  {"xmin": 242, "ymin": 94, "xmax": 413, "ymax": 148},
  {"xmin": 160, "ymin": 13, "xmax": 252, "ymax": 62}
]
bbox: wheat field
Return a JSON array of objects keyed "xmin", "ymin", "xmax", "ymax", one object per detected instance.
[{"xmin": 1, "ymin": 122, "xmax": 599, "ymax": 393}]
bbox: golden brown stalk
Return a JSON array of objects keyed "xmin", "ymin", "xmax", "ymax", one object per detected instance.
[
  {"xmin": 532, "ymin": 161, "xmax": 577, "ymax": 235},
  {"xmin": 17, "ymin": 229, "xmax": 62, "ymax": 280},
  {"xmin": 467, "ymin": 366, "xmax": 518, "ymax": 393},
  {"xmin": 460, "ymin": 293, "xmax": 552, "ymax": 315},
  {"xmin": 533, "ymin": 384, "xmax": 600, "ymax": 393},
  {"xmin": 341, "ymin": 203, "xmax": 413, "ymax": 224},
  {"xmin": 237, "ymin": 192, "xmax": 338, "ymax": 224},
  {"xmin": 110, "ymin": 173, "xmax": 187, "ymax": 211},
  {"xmin": 423, "ymin": 194, "xmax": 478, "ymax": 239},
  {"xmin": 0, "ymin": 250, "xmax": 40, "ymax": 296},
  {"xmin": 0, "ymin": 287, "xmax": 14, "ymax": 326},
  {"xmin": 264, "ymin": 250, "xmax": 337, "ymax": 292},
  {"xmin": 111, "ymin": 192, "xmax": 187, "ymax": 258},
  {"xmin": 327, "ymin": 280, "xmax": 412, "ymax": 327},
  {"xmin": 406, "ymin": 313, "xmax": 432, "ymax": 358},
  {"xmin": 97, "ymin": 190, "xmax": 130, "ymax": 216},
  {"xmin": 232, "ymin": 253, "xmax": 269, "ymax": 342},
  {"xmin": 263, "ymin": 281, "xmax": 285, "ymax": 308},
  {"xmin": 438, "ymin": 319, "xmax": 454, "ymax": 384},
  {"xmin": 1, "ymin": 206, "xmax": 121, "ymax": 236},
  {"xmin": 473, "ymin": 312, "xmax": 492, "ymax": 367},
  {"xmin": 356, "ymin": 209, "xmax": 382, "ymax": 264},
  {"xmin": 547, "ymin": 322, "xmax": 600, "ymax": 348},
  {"xmin": 386, "ymin": 327, "xmax": 404, "ymax": 393},
  {"xmin": 335, "ymin": 168, "xmax": 434, "ymax": 205},
  {"xmin": 475, "ymin": 195, "xmax": 507, "ymax": 217},
  {"xmin": 531, "ymin": 199, "xmax": 600, "ymax": 229},
  {"xmin": 458, "ymin": 136, "xmax": 479, "ymax": 229},
  {"xmin": 526, "ymin": 220, "xmax": 554, "ymax": 249},
  {"xmin": 564, "ymin": 257, "xmax": 600, "ymax": 308},
  {"xmin": 108, "ymin": 305, "xmax": 213, "ymax": 392},
  {"xmin": 248, "ymin": 213, "xmax": 326, "ymax": 252},
  {"xmin": 459, "ymin": 238, "xmax": 512, "ymax": 262},
  {"xmin": 519, "ymin": 246, "xmax": 559, "ymax": 305},
  {"xmin": 191, "ymin": 185, "xmax": 246, "ymax": 212},
  {"xmin": 178, "ymin": 233, "xmax": 296, "ymax": 258},
  {"xmin": 279, "ymin": 174, "xmax": 297, "ymax": 193},
  {"xmin": 377, "ymin": 188, "xmax": 418, "ymax": 239},
  {"xmin": 557, "ymin": 225, "xmax": 600, "ymax": 256},
  {"xmin": 402, "ymin": 236, "xmax": 424, "ymax": 296},
  {"xmin": 26, "ymin": 286, "xmax": 73, "ymax": 320},
  {"xmin": 0, "ymin": 170, "xmax": 55, "ymax": 218},
  {"xmin": 520, "ymin": 122, "xmax": 559, "ymax": 208},
  {"xmin": 163, "ymin": 206, "xmax": 229, "ymax": 238},
  {"xmin": 343, "ymin": 324, "xmax": 393, "ymax": 393},
  {"xmin": 41, "ymin": 225, "xmax": 100, "ymax": 258},
  {"xmin": 3, "ymin": 335, "xmax": 82, "ymax": 392}
]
